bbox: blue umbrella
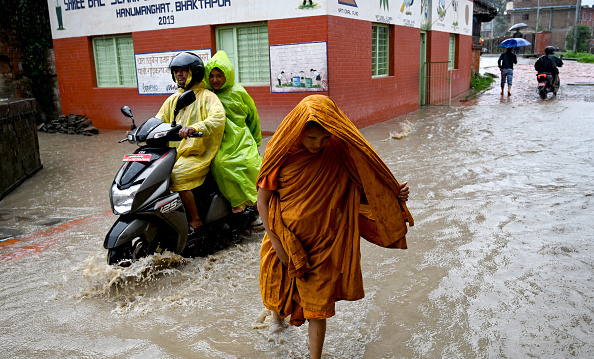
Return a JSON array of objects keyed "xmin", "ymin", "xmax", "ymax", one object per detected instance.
[{"xmin": 499, "ymin": 38, "xmax": 532, "ymax": 48}]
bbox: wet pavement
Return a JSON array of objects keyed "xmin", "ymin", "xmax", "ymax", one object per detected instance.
[{"xmin": 1, "ymin": 56, "xmax": 593, "ymax": 358}]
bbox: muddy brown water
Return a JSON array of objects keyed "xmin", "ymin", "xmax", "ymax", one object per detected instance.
[{"xmin": 1, "ymin": 58, "xmax": 593, "ymax": 358}]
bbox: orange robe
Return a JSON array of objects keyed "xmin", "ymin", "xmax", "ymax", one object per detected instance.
[{"xmin": 258, "ymin": 95, "xmax": 413, "ymax": 326}]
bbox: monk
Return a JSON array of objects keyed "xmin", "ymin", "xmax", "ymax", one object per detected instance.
[{"xmin": 257, "ymin": 95, "xmax": 413, "ymax": 359}]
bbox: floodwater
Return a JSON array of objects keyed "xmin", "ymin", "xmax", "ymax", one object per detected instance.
[{"xmin": 1, "ymin": 58, "xmax": 593, "ymax": 358}]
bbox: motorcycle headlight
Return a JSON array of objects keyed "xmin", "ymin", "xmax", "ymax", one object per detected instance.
[{"xmin": 111, "ymin": 183, "xmax": 141, "ymax": 214}]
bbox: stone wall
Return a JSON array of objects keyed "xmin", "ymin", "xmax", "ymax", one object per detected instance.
[{"xmin": 0, "ymin": 99, "xmax": 43, "ymax": 201}]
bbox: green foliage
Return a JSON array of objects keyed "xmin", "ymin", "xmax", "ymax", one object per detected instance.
[
  {"xmin": 481, "ymin": 0, "xmax": 509, "ymax": 38},
  {"xmin": 566, "ymin": 25, "xmax": 592, "ymax": 53},
  {"xmin": 561, "ymin": 51, "xmax": 594, "ymax": 63},
  {"xmin": 470, "ymin": 72, "xmax": 495, "ymax": 92}
]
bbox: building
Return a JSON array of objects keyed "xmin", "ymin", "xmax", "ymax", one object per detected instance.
[
  {"xmin": 505, "ymin": 0, "xmax": 580, "ymax": 52},
  {"xmin": 46, "ymin": 0, "xmax": 476, "ymax": 132},
  {"xmin": 472, "ymin": 0, "xmax": 498, "ymax": 73}
]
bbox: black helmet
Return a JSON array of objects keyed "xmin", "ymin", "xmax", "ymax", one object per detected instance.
[
  {"xmin": 169, "ymin": 52, "xmax": 205, "ymax": 89},
  {"xmin": 544, "ymin": 46, "xmax": 557, "ymax": 55}
]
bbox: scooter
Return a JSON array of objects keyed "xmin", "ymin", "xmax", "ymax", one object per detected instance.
[
  {"xmin": 536, "ymin": 72, "xmax": 559, "ymax": 99},
  {"xmin": 104, "ymin": 90, "xmax": 258, "ymax": 265}
]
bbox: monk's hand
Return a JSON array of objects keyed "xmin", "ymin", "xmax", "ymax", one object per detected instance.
[
  {"xmin": 398, "ymin": 181, "xmax": 409, "ymax": 202},
  {"xmin": 275, "ymin": 242, "xmax": 290, "ymax": 266},
  {"xmin": 178, "ymin": 126, "xmax": 196, "ymax": 138}
]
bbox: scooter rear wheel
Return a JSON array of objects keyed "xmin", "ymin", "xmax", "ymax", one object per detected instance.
[{"xmin": 539, "ymin": 88, "xmax": 547, "ymax": 100}]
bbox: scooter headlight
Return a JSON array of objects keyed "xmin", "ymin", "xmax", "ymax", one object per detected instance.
[{"xmin": 111, "ymin": 183, "xmax": 141, "ymax": 214}]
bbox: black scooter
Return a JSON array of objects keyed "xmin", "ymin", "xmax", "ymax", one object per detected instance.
[
  {"xmin": 536, "ymin": 72, "xmax": 559, "ymax": 99},
  {"xmin": 104, "ymin": 90, "xmax": 257, "ymax": 265}
]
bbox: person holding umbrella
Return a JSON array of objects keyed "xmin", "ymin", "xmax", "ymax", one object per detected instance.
[
  {"xmin": 498, "ymin": 47, "xmax": 517, "ymax": 96},
  {"xmin": 509, "ymin": 23, "xmax": 527, "ymax": 54},
  {"xmin": 498, "ymin": 37, "xmax": 531, "ymax": 96}
]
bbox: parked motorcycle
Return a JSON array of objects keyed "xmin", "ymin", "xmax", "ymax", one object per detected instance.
[
  {"xmin": 536, "ymin": 72, "xmax": 559, "ymax": 99},
  {"xmin": 104, "ymin": 90, "xmax": 258, "ymax": 265}
]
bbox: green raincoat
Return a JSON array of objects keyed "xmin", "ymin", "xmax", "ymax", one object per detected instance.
[
  {"xmin": 156, "ymin": 81, "xmax": 226, "ymax": 192},
  {"xmin": 204, "ymin": 51, "xmax": 263, "ymax": 208}
]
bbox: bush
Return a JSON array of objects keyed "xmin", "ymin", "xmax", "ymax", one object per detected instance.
[
  {"xmin": 560, "ymin": 51, "xmax": 594, "ymax": 63},
  {"xmin": 566, "ymin": 25, "xmax": 592, "ymax": 53},
  {"xmin": 470, "ymin": 72, "xmax": 496, "ymax": 92}
]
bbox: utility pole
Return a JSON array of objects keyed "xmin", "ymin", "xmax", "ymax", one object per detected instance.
[
  {"xmin": 573, "ymin": 0, "xmax": 582, "ymax": 52},
  {"xmin": 535, "ymin": 0, "xmax": 540, "ymax": 54}
]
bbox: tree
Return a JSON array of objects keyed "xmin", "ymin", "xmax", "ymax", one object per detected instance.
[
  {"xmin": 481, "ymin": 0, "xmax": 509, "ymax": 38},
  {"xmin": 566, "ymin": 25, "xmax": 593, "ymax": 53},
  {"xmin": 0, "ymin": 0, "xmax": 55, "ymax": 121}
]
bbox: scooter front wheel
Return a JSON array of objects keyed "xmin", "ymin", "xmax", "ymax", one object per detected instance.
[{"xmin": 107, "ymin": 236, "xmax": 150, "ymax": 266}]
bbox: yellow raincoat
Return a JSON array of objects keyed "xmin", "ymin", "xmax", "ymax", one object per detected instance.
[
  {"xmin": 258, "ymin": 95, "xmax": 413, "ymax": 325},
  {"xmin": 205, "ymin": 51, "xmax": 262, "ymax": 207},
  {"xmin": 156, "ymin": 82, "xmax": 225, "ymax": 192}
]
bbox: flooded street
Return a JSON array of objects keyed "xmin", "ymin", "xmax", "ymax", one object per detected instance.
[{"xmin": 1, "ymin": 57, "xmax": 593, "ymax": 358}]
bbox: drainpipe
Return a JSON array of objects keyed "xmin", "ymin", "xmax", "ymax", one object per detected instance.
[{"xmin": 573, "ymin": 0, "xmax": 581, "ymax": 52}]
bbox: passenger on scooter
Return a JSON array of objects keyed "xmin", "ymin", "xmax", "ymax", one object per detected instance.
[
  {"xmin": 534, "ymin": 46, "xmax": 563, "ymax": 88},
  {"xmin": 156, "ymin": 52, "xmax": 226, "ymax": 236},
  {"xmin": 204, "ymin": 51, "xmax": 263, "ymax": 214}
]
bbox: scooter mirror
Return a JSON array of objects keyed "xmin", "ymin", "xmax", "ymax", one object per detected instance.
[
  {"xmin": 172, "ymin": 90, "xmax": 196, "ymax": 127},
  {"xmin": 121, "ymin": 106, "xmax": 133, "ymax": 118}
]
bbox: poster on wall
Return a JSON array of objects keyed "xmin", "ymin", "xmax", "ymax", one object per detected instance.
[
  {"xmin": 269, "ymin": 42, "xmax": 328, "ymax": 94},
  {"xmin": 135, "ymin": 49, "xmax": 211, "ymax": 95}
]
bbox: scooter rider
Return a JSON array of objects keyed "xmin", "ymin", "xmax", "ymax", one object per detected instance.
[
  {"xmin": 155, "ymin": 52, "xmax": 226, "ymax": 237},
  {"xmin": 534, "ymin": 46, "xmax": 563, "ymax": 88}
]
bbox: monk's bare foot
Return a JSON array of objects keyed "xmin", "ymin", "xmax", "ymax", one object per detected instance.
[{"xmin": 269, "ymin": 311, "xmax": 286, "ymax": 333}]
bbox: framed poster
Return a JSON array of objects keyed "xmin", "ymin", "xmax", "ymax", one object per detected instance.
[
  {"xmin": 135, "ymin": 49, "xmax": 211, "ymax": 95},
  {"xmin": 270, "ymin": 41, "xmax": 328, "ymax": 93}
]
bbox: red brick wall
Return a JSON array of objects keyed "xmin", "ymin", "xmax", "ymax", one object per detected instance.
[
  {"xmin": 326, "ymin": 17, "xmax": 421, "ymax": 128},
  {"xmin": 53, "ymin": 16, "xmax": 471, "ymax": 131},
  {"xmin": 53, "ymin": 27, "xmax": 213, "ymax": 129}
]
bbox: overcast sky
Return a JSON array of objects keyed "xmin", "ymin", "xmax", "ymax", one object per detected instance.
[{"xmin": 583, "ymin": 0, "xmax": 594, "ymax": 6}]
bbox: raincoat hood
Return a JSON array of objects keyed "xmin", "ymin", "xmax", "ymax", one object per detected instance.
[{"xmin": 204, "ymin": 50, "xmax": 235, "ymax": 91}]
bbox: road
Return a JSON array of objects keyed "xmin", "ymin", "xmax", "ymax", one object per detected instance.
[{"xmin": 1, "ymin": 56, "xmax": 593, "ymax": 358}]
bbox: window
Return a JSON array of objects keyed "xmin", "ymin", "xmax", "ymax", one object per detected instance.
[
  {"xmin": 372, "ymin": 23, "xmax": 390, "ymax": 77},
  {"xmin": 216, "ymin": 23, "xmax": 270, "ymax": 85},
  {"xmin": 92, "ymin": 35, "xmax": 137, "ymax": 87},
  {"xmin": 522, "ymin": 14, "xmax": 529, "ymax": 21},
  {"xmin": 448, "ymin": 34, "xmax": 457, "ymax": 70}
]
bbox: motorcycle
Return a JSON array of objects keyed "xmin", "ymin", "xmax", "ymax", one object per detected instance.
[
  {"xmin": 536, "ymin": 72, "xmax": 559, "ymax": 99},
  {"xmin": 104, "ymin": 90, "xmax": 258, "ymax": 265}
]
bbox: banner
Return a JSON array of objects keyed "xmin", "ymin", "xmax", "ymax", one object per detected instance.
[{"xmin": 135, "ymin": 49, "xmax": 211, "ymax": 95}]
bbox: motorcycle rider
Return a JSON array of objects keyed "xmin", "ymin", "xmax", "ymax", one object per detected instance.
[
  {"xmin": 534, "ymin": 46, "xmax": 563, "ymax": 91},
  {"xmin": 155, "ymin": 52, "xmax": 226, "ymax": 237}
]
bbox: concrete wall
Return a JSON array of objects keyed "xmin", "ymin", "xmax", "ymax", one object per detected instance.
[
  {"xmin": 0, "ymin": 99, "xmax": 43, "ymax": 200},
  {"xmin": 53, "ymin": 15, "xmax": 473, "ymax": 133}
]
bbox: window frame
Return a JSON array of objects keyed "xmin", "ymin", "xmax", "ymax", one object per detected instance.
[
  {"xmin": 372, "ymin": 23, "xmax": 391, "ymax": 77},
  {"xmin": 448, "ymin": 34, "xmax": 458, "ymax": 70},
  {"xmin": 92, "ymin": 34, "xmax": 137, "ymax": 88},
  {"xmin": 215, "ymin": 22, "xmax": 270, "ymax": 86}
]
